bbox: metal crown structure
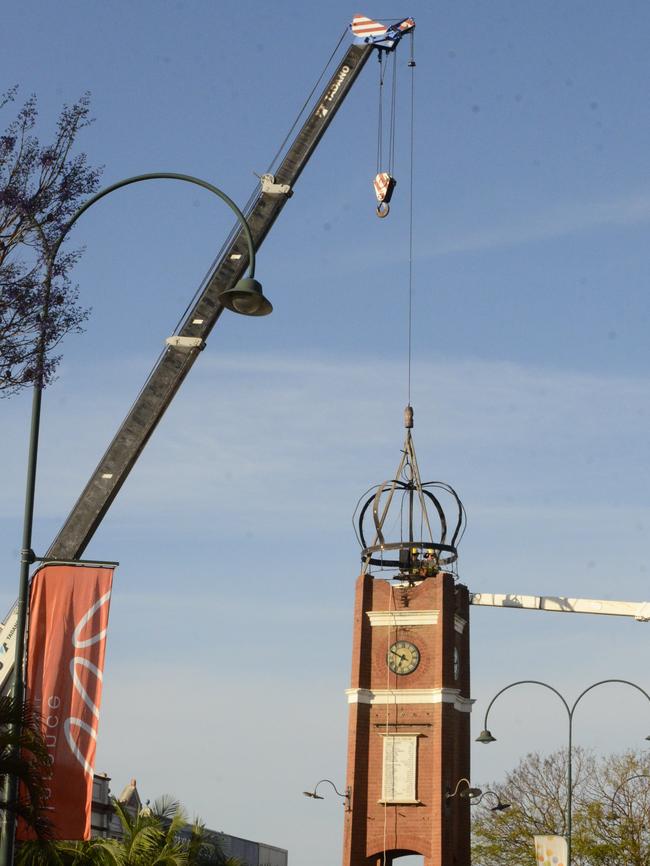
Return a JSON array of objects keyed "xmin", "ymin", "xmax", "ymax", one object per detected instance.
[{"xmin": 354, "ymin": 406, "xmax": 466, "ymax": 579}]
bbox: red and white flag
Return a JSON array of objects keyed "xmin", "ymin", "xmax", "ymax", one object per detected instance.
[{"xmin": 20, "ymin": 564, "xmax": 115, "ymax": 840}]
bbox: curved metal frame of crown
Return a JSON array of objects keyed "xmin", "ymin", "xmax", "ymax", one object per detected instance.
[
  {"xmin": 357, "ymin": 480, "xmax": 465, "ymax": 567},
  {"xmin": 353, "ymin": 420, "xmax": 467, "ymax": 576}
]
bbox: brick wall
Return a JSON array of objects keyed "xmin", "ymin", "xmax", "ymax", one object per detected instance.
[{"xmin": 342, "ymin": 572, "xmax": 471, "ymax": 866}]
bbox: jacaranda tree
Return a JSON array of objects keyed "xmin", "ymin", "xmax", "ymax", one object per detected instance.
[{"xmin": 0, "ymin": 87, "xmax": 101, "ymax": 396}]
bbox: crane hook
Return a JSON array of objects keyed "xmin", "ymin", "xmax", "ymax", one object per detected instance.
[{"xmin": 373, "ymin": 172, "xmax": 396, "ymax": 218}]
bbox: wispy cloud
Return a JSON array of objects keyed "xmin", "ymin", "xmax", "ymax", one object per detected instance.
[
  {"xmin": 427, "ymin": 190, "xmax": 650, "ymax": 256},
  {"xmin": 3, "ymin": 352, "xmax": 650, "ymax": 523}
]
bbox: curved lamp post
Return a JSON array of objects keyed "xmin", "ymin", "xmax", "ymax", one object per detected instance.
[
  {"xmin": 476, "ymin": 678, "xmax": 650, "ymax": 866},
  {"xmin": 65, "ymin": 173, "xmax": 272, "ymax": 317},
  {"xmin": 445, "ymin": 777, "xmax": 482, "ymax": 801},
  {"xmin": 2, "ymin": 172, "xmax": 268, "ymax": 866},
  {"xmin": 607, "ymin": 772, "xmax": 650, "ymax": 820},
  {"xmin": 303, "ymin": 779, "xmax": 351, "ymax": 811}
]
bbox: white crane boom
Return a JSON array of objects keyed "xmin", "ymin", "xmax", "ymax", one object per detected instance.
[{"xmin": 470, "ymin": 592, "xmax": 650, "ymax": 622}]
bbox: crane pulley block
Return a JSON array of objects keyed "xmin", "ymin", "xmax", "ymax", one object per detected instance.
[
  {"xmin": 374, "ymin": 172, "xmax": 396, "ymax": 217},
  {"xmin": 351, "ymin": 14, "xmax": 415, "ymax": 51}
]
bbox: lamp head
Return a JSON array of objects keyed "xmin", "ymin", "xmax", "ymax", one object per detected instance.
[
  {"xmin": 491, "ymin": 801, "xmax": 511, "ymax": 812},
  {"xmin": 219, "ymin": 278, "xmax": 273, "ymax": 316},
  {"xmin": 461, "ymin": 787, "xmax": 483, "ymax": 799},
  {"xmin": 302, "ymin": 791, "xmax": 324, "ymax": 800},
  {"xmin": 476, "ymin": 729, "xmax": 497, "ymax": 744},
  {"xmin": 645, "ymin": 734, "xmax": 650, "ymax": 742}
]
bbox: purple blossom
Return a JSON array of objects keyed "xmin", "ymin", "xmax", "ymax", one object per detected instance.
[{"xmin": 0, "ymin": 89, "xmax": 102, "ymax": 396}]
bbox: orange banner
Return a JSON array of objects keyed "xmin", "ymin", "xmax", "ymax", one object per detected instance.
[{"xmin": 21, "ymin": 564, "xmax": 114, "ymax": 840}]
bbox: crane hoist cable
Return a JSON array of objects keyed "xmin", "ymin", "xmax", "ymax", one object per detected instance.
[
  {"xmin": 374, "ymin": 49, "xmax": 398, "ymax": 217},
  {"xmin": 407, "ymin": 27, "xmax": 415, "ymax": 403},
  {"xmin": 373, "ymin": 28, "xmax": 416, "ymax": 217}
]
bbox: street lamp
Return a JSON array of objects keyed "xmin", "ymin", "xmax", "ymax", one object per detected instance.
[
  {"xmin": 445, "ymin": 778, "xmax": 510, "ymax": 812},
  {"xmin": 303, "ymin": 779, "xmax": 351, "ymax": 811},
  {"xmin": 470, "ymin": 791, "xmax": 511, "ymax": 812},
  {"xmin": 64, "ymin": 172, "xmax": 272, "ymax": 316},
  {"xmin": 445, "ymin": 778, "xmax": 482, "ymax": 801},
  {"xmin": 476, "ymin": 678, "xmax": 650, "ymax": 866},
  {"xmin": 1, "ymin": 172, "xmax": 267, "ymax": 866}
]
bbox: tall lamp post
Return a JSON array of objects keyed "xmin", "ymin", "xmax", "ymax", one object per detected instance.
[
  {"xmin": 476, "ymin": 678, "xmax": 650, "ymax": 866},
  {"xmin": 1, "ymin": 172, "xmax": 270, "ymax": 865}
]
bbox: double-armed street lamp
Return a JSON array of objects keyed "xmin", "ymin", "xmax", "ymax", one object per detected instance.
[
  {"xmin": 2, "ymin": 172, "xmax": 271, "ymax": 866},
  {"xmin": 476, "ymin": 678, "xmax": 650, "ymax": 866}
]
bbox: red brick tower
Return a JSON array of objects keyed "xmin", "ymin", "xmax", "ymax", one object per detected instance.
[{"xmin": 342, "ymin": 411, "xmax": 471, "ymax": 866}]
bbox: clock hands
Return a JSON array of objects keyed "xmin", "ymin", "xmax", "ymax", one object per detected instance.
[{"xmin": 387, "ymin": 641, "xmax": 420, "ymax": 675}]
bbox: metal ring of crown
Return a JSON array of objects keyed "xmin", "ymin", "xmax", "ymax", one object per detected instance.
[{"xmin": 361, "ymin": 540, "xmax": 459, "ymax": 568}]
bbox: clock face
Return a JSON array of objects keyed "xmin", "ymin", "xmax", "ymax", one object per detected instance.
[
  {"xmin": 387, "ymin": 640, "xmax": 420, "ymax": 675},
  {"xmin": 453, "ymin": 647, "xmax": 460, "ymax": 680}
]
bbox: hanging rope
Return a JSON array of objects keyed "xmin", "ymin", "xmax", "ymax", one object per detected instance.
[{"xmin": 382, "ymin": 582, "xmax": 398, "ymax": 866}]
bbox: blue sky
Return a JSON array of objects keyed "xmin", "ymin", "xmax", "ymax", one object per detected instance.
[{"xmin": 3, "ymin": 2, "xmax": 650, "ymax": 863}]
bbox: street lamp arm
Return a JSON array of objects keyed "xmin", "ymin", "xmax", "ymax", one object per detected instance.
[
  {"xmin": 303, "ymin": 778, "xmax": 351, "ymax": 811},
  {"xmin": 571, "ymin": 678, "xmax": 650, "ymax": 719},
  {"xmin": 482, "ymin": 679, "xmax": 571, "ymax": 732},
  {"xmin": 50, "ymin": 172, "xmax": 257, "ymax": 278},
  {"xmin": 471, "ymin": 790, "xmax": 511, "ymax": 811},
  {"xmin": 313, "ymin": 779, "xmax": 349, "ymax": 799},
  {"xmin": 446, "ymin": 778, "xmax": 482, "ymax": 800},
  {"xmin": 610, "ymin": 773, "xmax": 650, "ymax": 811}
]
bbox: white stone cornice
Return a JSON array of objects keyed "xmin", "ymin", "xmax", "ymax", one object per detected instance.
[
  {"xmin": 367, "ymin": 610, "xmax": 439, "ymax": 627},
  {"xmin": 345, "ymin": 687, "xmax": 474, "ymax": 713}
]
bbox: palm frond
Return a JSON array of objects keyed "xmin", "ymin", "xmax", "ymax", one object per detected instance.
[{"xmin": 152, "ymin": 795, "xmax": 182, "ymax": 822}]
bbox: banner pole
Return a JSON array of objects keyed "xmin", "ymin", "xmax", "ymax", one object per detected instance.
[{"xmin": 0, "ymin": 382, "xmax": 43, "ymax": 866}]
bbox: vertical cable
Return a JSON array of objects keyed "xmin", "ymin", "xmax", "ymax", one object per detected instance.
[
  {"xmin": 382, "ymin": 583, "xmax": 397, "ymax": 866},
  {"xmin": 377, "ymin": 53, "xmax": 385, "ymax": 173},
  {"xmin": 389, "ymin": 53, "xmax": 398, "ymax": 175},
  {"xmin": 407, "ymin": 32, "xmax": 416, "ymax": 406}
]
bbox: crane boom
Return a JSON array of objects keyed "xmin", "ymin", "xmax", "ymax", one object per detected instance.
[
  {"xmin": 470, "ymin": 592, "xmax": 650, "ymax": 621},
  {"xmin": 0, "ymin": 605, "xmax": 18, "ymax": 695},
  {"xmin": 47, "ymin": 40, "xmax": 375, "ymax": 561}
]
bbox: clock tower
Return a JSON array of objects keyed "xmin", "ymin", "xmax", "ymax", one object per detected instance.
[{"xmin": 342, "ymin": 410, "xmax": 472, "ymax": 866}]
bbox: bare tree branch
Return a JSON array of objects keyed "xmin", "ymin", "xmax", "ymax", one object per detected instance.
[{"xmin": 473, "ymin": 749, "xmax": 650, "ymax": 866}]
